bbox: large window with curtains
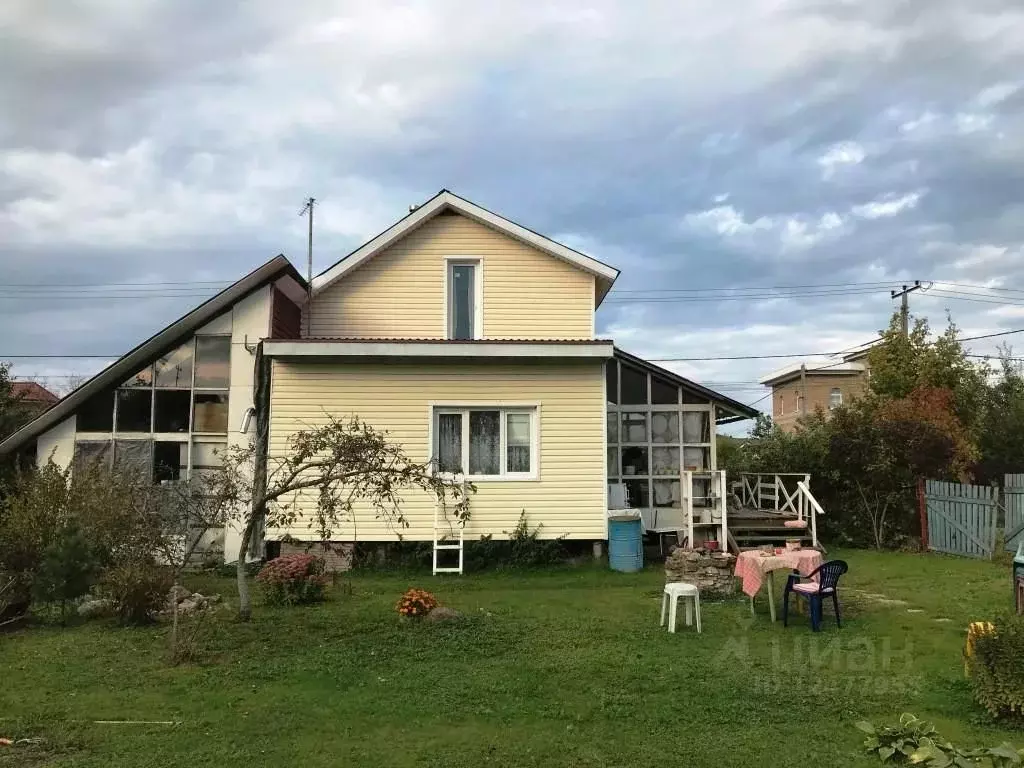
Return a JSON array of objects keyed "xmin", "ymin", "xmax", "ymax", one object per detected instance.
[{"xmin": 432, "ymin": 406, "xmax": 537, "ymax": 480}]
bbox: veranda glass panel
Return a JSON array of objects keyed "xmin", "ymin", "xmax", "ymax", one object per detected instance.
[
  {"xmin": 650, "ymin": 375, "xmax": 678, "ymax": 404},
  {"xmin": 73, "ymin": 440, "xmax": 113, "ymax": 472},
  {"xmin": 114, "ymin": 439, "xmax": 153, "ymax": 481},
  {"xmin": 620, "ymin": 364, "xmax": 647, "ymax": 404},
  {"xmin": 192, "ymin": 392, "xmax": 228, "ymax": 433},
  {"xmin": 121, "ymin": 365, "xmax": 152, "ymax": 388},
  {"xmin": 621, "ymin": 446, "xmax": 648, "ymax": 476},
  {"xmin": 155, "ymin": 342, "xmax": 195, "ymax": 388},
  {"xmin": 652, "ymin": 479, "xmax": 681, "ymax": 508},
  {"xmin": 624, "ymin": 479, "xmax": 649, "ymax": 509},
  {"xmin": 683, "ymin": 446, "xmax": 710, "ymax": 471},
  {"xmin": 76, "ymin": 389, "xmax": 114, "ymax": 432},
  {"xmin": 153, "ymin": 389, "xmax": 191, "ymax": 432},
  {"xmin": 115, "ymin": 389, "xmax": 152, "ymax": 432},
  {"xmin": 652, "ymin": 446, "xmax": 680, "ymax": 475},
  {"xmin": 194, "ymin": 337, "xmax": 230, "ymax": 388},
  {"xmin": 682, "ymin": 411, "xmax": 711, "ymax": 443},
  {"xmin": 153, "ymin": 441, "xmax": 187, "ymax": 484},
  {"xmin": 651, "ymin": 412, "xmax": 679, "ymax": 443},
  {"xmin": 605, "ymin": 361, "xmax": 618, "ymax": 404},
  {"xmin": 621, "ymin": 412, "xmax": 648, "ymax": 443}
]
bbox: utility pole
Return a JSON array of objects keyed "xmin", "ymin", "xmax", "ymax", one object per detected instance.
[
  {"xmin": 799, "ymin": 362, "xmax": 807, "ymax": 416},
  {"xmin": 299, "ymin": 197, "xmax": 316, "ymax": 338},
  {"xmin": 891, "ymin": 281, "xmax": 922, "ymax": 337}
]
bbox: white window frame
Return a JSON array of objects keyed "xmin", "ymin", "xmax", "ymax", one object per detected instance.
[
  {"xmin": 443, "ymin": 257, "xmax": 483, "ymax": 340},
  {"xmin": 428, "ymin": 403, "xmax": 539, "ymax": 481},
  {"xmin": 829, "ymin": 387, "xmax": 843, "ymax": 409}
]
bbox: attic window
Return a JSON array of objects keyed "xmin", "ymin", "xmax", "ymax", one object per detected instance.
[{"xmin": 446, "ymin": 260, "xmax": 480, "ymax": 340}]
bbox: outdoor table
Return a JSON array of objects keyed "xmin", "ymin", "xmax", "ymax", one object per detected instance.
[{"xmin": 734, "ymin": 549, "xmax": 823, "ymax": 622}]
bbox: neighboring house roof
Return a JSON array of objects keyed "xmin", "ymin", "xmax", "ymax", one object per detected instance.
[
  {"xmin": 312, "ymin": 189, "xmax": 621, "ymax": 303},
  {"xmin": 759, "ymin": 360, "xmax": 866, "ymax": 387},
  {"xmin": 11, "ymin": 381, "xmax": 59, "ymax": 405},
  {"xmin": 614, "ymin": 348, "xmax": 760, "ymax": 424},
  {"xmin": 0, "ymin": 255, "xmax": 306, "ymax": 456}
]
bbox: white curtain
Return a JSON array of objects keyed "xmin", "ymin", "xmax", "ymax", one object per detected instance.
[
  {"xmin": 469, "ymin": 411, "xmax": 500, "ymax": 474},
  {"xmin": 438, "ymin": 413, "xmax": 462, "ymax": 472}
]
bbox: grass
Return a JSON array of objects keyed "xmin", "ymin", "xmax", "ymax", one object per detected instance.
[{"xmin": 0, "ymin": 548, "xmax": 1020, "ymax": 767}]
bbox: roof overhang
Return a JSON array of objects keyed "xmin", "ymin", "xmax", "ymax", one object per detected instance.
[
  {"xmin": 311, "ymin": 190, "xmax": 620, "ymax": 305},
  {"xmin": 614, "ymin": 348, "xmax": 760, "ymax": 424},
  {"xmin": 264, "ymin": 339, "xmax": 615, "ymax": 360},
  {"xmin": 0, "ymin": 255, "xmax": 306, "ymax": 456},
  {"xmin": 759, "ymin": 360, "xmax": 866, "ymax": 387}
]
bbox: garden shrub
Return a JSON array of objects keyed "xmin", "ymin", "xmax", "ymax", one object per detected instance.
[
  {"xmin": 255, "ymin": 554, "xmax": 327, "ymax": 606},
  {"xmin": 395, "ymin": 588, "xmax": 437, "ymax": 618},
  {"xmin": 99, "ymin": 559, "xmax": 174, "ymax": 625},
  {"xmin": 967, "ymin": 614, "xmax": 1024, "ymax": 725},
  {"xmin": 464, "ymin": 511, "xmax": 567, "ymax": 570},
  {"xmin": 32, "ymin": 523, "xmax": 100, "ymax": 623},
  {"xmin": 857, "ymin": 714, "xmax": 1023, "ymax": 764}
]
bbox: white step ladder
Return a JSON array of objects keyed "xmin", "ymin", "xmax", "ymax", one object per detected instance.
[{"xmin": 432, "ymin": 504, "xmax": 464, "ymax": 575}]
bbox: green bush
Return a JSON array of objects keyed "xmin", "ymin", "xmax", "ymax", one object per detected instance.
[
  {"xmin": 256, "ymin": 554, "xmax": 327, "ymax": 606},
  {"xmin": 32, "ymin": 524, "xmax": 100, "ymax": 623},
  {"xmin": 857, "ymin": 713, "xmax": 1023, "ymax": 764},
  {"xmin": 968, "ymin": 615, "xmax": 1024, "ymax": 725},
  {"xmin": 99, "ymin": 560, "xmax": 174, "ymax": 625},
  {"xmin": 464, "ymin": 511, "xmax": 568, "ymax": 570}
]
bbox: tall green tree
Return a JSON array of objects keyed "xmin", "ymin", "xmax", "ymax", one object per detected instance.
[
  {"xmin": 976, "ymin": 350, "xmax": 1024, "ymax": 484},
  {"xmin": 867, "ymin": 313, "xmax": 988, "ymax": 432}
]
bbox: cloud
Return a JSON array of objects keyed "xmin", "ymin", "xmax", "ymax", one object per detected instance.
[
  {"xmin": 850, "ymin": 191, "xmax": 924, "ymax": 219},
  {"xmin": 0, "ymin": 0, "xmax": 1023, "ymax": 429},
  {"xmin": 818, "ymin": 141, "xmax": 867, "ymax": 177}
]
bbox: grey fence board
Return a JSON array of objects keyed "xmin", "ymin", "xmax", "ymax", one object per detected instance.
[
  {"xmin": 925, "ymin": 479, "xmax": 997, "ymax": 559},
  {"xmin": 1005, "ymin": 474, "xmax": 1024, "ymax": 553}
]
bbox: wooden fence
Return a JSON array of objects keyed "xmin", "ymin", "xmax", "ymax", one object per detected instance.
[
  {"xmin": 924, "ymin": 480, "xmax": 998, "ymax": 559},
  {"xmin": 1006, "ymin": 474, "xmax": 1024, "ymax": 554}
]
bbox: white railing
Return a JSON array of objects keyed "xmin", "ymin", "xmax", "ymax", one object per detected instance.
[
  {"xmin": 796, "ymin": 480, "xmax": 823, "ymax": 549},
  {"xmin": 738, "ymin": 473, "xmax": 811, "ymax": 520}
]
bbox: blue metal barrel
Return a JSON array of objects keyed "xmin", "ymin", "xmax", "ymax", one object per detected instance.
[{"xmin": 607, "ymin": 515, "xmax": 643, "ymax": 572}]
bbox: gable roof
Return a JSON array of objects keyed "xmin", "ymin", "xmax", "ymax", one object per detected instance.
[
  {"xmin": 12, "ymin": 381, "xmax": 59, "ymax": 405},
  {"xmin": 0, "ymin": 255, "xmax": 306, "ymax": 456},
  {"xmin": 614, "ymin": 348, "xmax": 760, "ymax": 424},
  {"xmin": 312, "ymin": 190, "xmax": 620, "ymax": 303}
]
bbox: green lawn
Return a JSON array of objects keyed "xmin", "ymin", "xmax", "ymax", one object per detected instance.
[{"xmin": 1, "ymin": 549, "xmax": 1020, "ymax": 767}]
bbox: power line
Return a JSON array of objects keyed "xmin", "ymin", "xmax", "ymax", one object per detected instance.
[{"xmin": 607, "ymin": 280, "xmax": 904, "ymax": 294}]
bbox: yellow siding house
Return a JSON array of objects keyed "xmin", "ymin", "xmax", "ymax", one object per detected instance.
[{"xmin": 0, "ymin": 189, "xmax": 758, "ymax": 568}]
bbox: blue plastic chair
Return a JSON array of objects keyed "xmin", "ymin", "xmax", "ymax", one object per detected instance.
[{"xmin": 782, "ymin": 559, "xmax": 848, "ymax": 632}]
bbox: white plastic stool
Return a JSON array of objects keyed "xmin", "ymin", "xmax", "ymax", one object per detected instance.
[{"xmin": 661, "ymin": 582, "xmax": 701, "ymax": 634}]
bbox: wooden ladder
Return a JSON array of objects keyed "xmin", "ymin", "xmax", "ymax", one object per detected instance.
[{"xmin": 432, "ymin": 505, "xmax": 464, "ymax": 575}]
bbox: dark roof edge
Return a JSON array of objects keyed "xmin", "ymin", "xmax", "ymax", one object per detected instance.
[
  {"xmin": 0, "ymin": 255, "xmax": 304, "ymax": 455},
  {"xmin": 614, "ymin": 347, "xmax": 760, "ymax": 422}
]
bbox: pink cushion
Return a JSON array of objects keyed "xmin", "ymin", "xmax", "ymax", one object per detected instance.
[
  {"xmin": 783, "ymin": 520, "xmax": 807, "ymax": 529},
  {"xmin": 793, "ymin": 581, "xmax": 832, "ymax": 594}
]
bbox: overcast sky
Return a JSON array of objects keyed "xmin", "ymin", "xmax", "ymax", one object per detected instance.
[{"xmin": 2, "ymin": 1, "xmax": 1024, "ymax": 426}]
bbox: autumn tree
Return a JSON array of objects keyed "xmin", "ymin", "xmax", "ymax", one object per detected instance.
[
  {"xmin": 867, "ymin": 313, "xmax": 988, "ymax": 432},
  {"xmin": 209, "ymin": 416, "xmax": 473, "ymax": 620}
]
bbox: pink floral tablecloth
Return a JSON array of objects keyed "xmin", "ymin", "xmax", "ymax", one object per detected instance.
[{"xmin": 734, "ymin": 549, "xmax": 823, "ymax": 598}]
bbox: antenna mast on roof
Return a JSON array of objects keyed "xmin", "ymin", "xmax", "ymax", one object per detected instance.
[{"xmin": 299, "ymin": 197, "xmax": 317, "ymax": 338}]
